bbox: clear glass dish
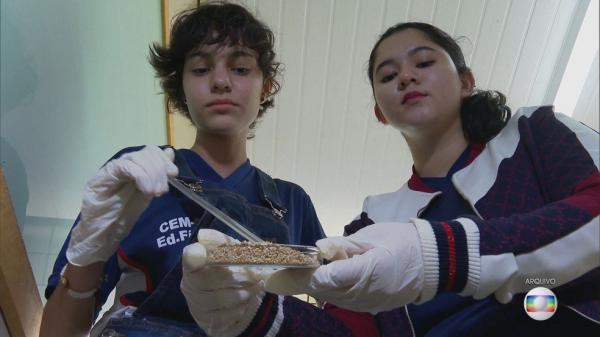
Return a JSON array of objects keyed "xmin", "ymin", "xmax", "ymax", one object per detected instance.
[{"xmin": 206, "ymin": 243, "xmax": 321, "ymax": 269}]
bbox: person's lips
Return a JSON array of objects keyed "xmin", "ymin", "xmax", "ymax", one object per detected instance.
[
  {"xmin": 402, "ymin": 91, "xmax": 426, "ymax": 104},
  {"xmin": 206, "ymin": 99, "xmax": 236, "ymax": 107}
]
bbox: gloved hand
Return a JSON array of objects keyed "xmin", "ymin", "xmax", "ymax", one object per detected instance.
[
  {"xmin": 181, "ymin": 229, "xmax": 265, "ymax": 337},
  {"xmin": 265, "ymin": 222, "xmax": 424, "ymax": 313},
  {"xmin": 67, "ymin": 145, "xmax": 178, "ymax": 266}
]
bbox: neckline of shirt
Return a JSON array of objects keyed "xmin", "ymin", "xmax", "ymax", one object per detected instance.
[
  {"xmin": 420, "ymin": 144, "xmax": 472, "ymax": 187},
  {"xmin": 178, "ymin": 149, "xmax": 254, "ymax": 189}
]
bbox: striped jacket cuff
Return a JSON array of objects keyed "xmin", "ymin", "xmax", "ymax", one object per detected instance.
[
  {"xmin": 239, "ymin": 293, "xmax": 282, "ymax": 337},
  {"xmin": 412, "ymin": 217, "xmax": 480, "ymax": 303}
]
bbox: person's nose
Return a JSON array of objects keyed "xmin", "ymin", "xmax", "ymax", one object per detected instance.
[
  {"xmin": 398, "ymin": 68, "xmax": 417, "ymax": 90},
  {"xmin": 211, "ymin": 65, "xmax": 231, "ymax": 93}
]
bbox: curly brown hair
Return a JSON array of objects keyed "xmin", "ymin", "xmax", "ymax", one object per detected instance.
[{"xmin": 149, "ymin": 1, "xmax": 281, "ymax": 134}]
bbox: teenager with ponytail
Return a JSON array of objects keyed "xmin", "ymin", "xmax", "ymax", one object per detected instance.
[{"xmin": 265, "ymin": 22, "xmax": 600, "ymax": 336}]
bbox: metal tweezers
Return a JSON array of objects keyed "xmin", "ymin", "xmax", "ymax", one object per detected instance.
[{"xmin": 168, "ymin": 177, "xmax": 263, "ymax": 242}]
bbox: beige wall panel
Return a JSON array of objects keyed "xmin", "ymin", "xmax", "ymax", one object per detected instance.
[
  {"xmin": 507, "ymin": 0, "xmax": 561, "ymax": 108},
  {"xmin": 313, "ymin": 0, "xmax": 366, "ymax": 226},
  {"xmin": 487, "ymin": 0, "xmax": 536, "ymax": 94},
  {"xmin": 528, "ymin": 0, "xmax": 586, "ymax": 106},
  {"xmin": 431, "ymin": 0, "xmax": 462, "ymax": 34},
  {"xmin": 293, "ymin": 0, "xmax": 335, "ymax": 192},
  {"xmin": 249, "ymin": 0, "xmax": 283, "ymax": 173},
  {"xmin": 452, "ymin": 0, "xmax": 486, "ymax": 65},
  {"xmin": 470, "ymin": 0, "xmax": 511, "ymax": 88},
  {"xmin": 271, "ymin": 0, "xmax": 309, "ymax": 178}
]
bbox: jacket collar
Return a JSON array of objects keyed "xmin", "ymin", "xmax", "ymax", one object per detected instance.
[
  {"xmin": 396, "ymin": 107, "xmax": 528, "ymax": 220},
  {"xmin": 399, "ymin": 143, "xmax": 487, "ymax": 219},
  {"xmin": 407, "ymin": 143, "xmax": 485, "ymax": 193}
]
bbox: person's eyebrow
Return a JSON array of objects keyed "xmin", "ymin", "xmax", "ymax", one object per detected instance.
[
  {"xmin": 187, "ymin": 50, "xmax": 210, "ymax": 59},
  {"xmin": 228, "ymin": 48, "xmax": 257, "ymax": 59},
  {"xmin": 187, "ymin": 48, "xmax": 257, "ymax": 61},
  {"xmin": 375, "ymin": 46, "xmax": 437, "ymax": 74}
]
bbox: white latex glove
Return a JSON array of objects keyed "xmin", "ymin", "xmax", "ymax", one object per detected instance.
[
  {"xmin": 265, "ymin": 222, "xmax": 424, "ymax": 313},
  {"xmin": 67, "ymin": 145, "xmax": 178, "ymax": 266},
  {"xmin": 181, "ymin": 229, "xmax": 265, "ymax": 337}
]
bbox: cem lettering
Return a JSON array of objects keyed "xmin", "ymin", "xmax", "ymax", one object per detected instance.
[{"xmin": 159, "ymin": 217, "xmax": 192, "ymax": 233}]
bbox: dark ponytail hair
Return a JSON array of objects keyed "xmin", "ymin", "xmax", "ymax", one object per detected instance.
[
  {"xmin": 461, "ymin": 90, "xmax": 511, "ymax": 143},
  {"xmin": 368, "ymin": 22, "xmax": 511, "ymax": 143}
]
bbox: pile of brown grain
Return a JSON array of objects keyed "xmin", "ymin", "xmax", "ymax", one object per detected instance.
[{"xmin": 207, "ymin": 242, "xmax": 317, "ymax": 266}]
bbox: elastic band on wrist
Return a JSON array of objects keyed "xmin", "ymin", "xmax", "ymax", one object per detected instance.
[{"xmin": 59, "ymin": 265, "xmax": 100, "ymax": 299}]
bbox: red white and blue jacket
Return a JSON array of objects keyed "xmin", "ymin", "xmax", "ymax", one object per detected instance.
[{"xmin": 243, "ymin": 106, "xmax": 600, "ymax": 336}]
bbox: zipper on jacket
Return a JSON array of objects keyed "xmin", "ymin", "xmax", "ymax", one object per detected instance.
[
  {"xmin": 451, "ymin": 176, "xmax": 483, "ymax": 219},
  {"xmin": 416, "ymin": 191, "xmax": 442, "ymax": 218}
]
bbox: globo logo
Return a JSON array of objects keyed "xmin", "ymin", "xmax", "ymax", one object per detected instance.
[{"xmin": 523, "ymin": 287, "xmax": 558, "ymax": 321}]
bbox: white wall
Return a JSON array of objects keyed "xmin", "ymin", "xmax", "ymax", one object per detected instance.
[
  {"xmin": 0, "ymin": 0, "xmax": 165, "ymax": 298},
  {"xmin": 1, "ymin": 0, "xmax": 166, "ymax": 222}
]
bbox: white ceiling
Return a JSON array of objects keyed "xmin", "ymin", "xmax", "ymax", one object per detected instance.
[{"xmin": 170, "ymin": 0, "xmax": 593, "ymax": 235}]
